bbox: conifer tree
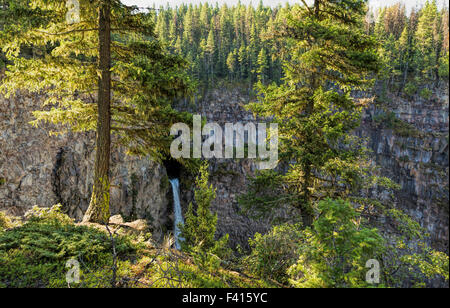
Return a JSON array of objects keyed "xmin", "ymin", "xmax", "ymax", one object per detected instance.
[
  {"xmin": 180, "ymin": 163, "xmax": 228, "ymax": 252},
  {"xmin": 226, "ymin": 50, "xmax": 237, "ymax": 81},
  {"xmin": 256, "ymin": 47, "xmax": 268, "ymax": 83},
  {"xmin": 0, "ymin": 0, "xmax": 192, "ymax": 223},
  {"xmin": 105, "ymin": 2, "xmax": 448, "ymax": 90},
  {"xmin": 205, "ymin": 28, "xmax": 215, "ymax": 77},
  {"xmin": 438, "ymin": 8, "xmax": 449, "ymax": 79},
  {"xmin": 199, "ymin": 2, "xmax": 210, "ymax": 38},
  {"xmin": 415, "ymin": 0, "xmax": 439, "ymax": 82},
  {"xmin": 241, "ymin": 0, "xmax": 386, "ymax": 225}
]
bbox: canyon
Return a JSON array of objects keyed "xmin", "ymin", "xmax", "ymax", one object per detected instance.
[{"xmin": 0, "ymin": 84, "xmax": 448, "ymax": 252}]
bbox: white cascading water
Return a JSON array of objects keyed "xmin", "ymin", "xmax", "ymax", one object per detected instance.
[{"xmin": 169, "ymin": 178, "xmax": 184, "ymax": 250}]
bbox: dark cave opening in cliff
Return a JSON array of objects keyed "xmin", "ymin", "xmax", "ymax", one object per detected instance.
[{"xmin": 163, "ymin": 158, "xmax": 183, "ymax": 179}]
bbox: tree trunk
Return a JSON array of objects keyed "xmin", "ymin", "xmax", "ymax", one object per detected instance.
[
  {"xmin": 297, "ymin": 0, "xmax": 321, "ymax": 228},
  {"xmin": 398, "ymin": 61, "xmax": 408, "ymax": 95},
  {"xmin": 83, "ymin": 0, "xmax": 111, "ymax": 223}
]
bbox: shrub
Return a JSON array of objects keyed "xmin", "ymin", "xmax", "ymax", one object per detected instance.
[
  {"xmin": 0, "ymin": 204, "xmax": 272, "ymax": 288},
  {"xmin": 373, "ymin": 110, "xmax": 420, "ymax": 137},
  {"xmin": 0, "ymin": 211, "xmax": 13, "ymax": 231},
  {"xmin": 24, "ymin": 204, "xmax": 74, "ymax": 225},
  {"xmin": 245, "ymin": 223, "xmax": 303, "ymax": 283},
  {"xmin": 404, "ymin": 82, "xmax": 417, "ymax": 96},
  {"xmin": 438, "ymin": 54, "xmax": 449, "ymax": 78},
  {"xmin": 382, "ymin": 208, "xmax": 449, "ymax": 287},
  {"xmin": 0, "ymin": 206, "xmax": 136, "ymax": 287},
  {"xmin": 180, "ymin": 163, "xmax": 230, "ymax": 254},
  {"xmin": 181, "ymin": 163, "xmax": 218, "ymax": 251},
  {"xmin": 287, "ymin": 199, "xmax": 384, "ymax": 288},
  {"xmin": 419, "ymin": 88, "xmax": 432, "ymax": 100}
]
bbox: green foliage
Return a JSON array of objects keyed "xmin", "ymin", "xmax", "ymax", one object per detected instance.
[
  {"xmin": 0, "ymin": 206, "xmax": 269, "ymax": 289},
  {"xmin": 238, "ymin": 169, "xmax": 293, "ymax": 221},
  {"xmin": 373, "ymin": 110, "xmax": 420, "ymax": 137},
  {"xmin": 401, "ymin": 249, "xmax": 449, "ymax": 282},
  {"xmin": 188, "ymin": 239, "xmax": 231, "ymax": 274},
  {"xmin": 373, "ymin": 0, "xmax": 448, "ymax": 89},
  {"xmin": 0, "ymin": 0, "xmax": 448, "ymax": 289},
  {"xmin": 245, "ymin": 223, "xmax": 303, "ymax": 283},
  {"xmin": 287, "ymin": 199, "xmax": 384, "ymax": 288},
  {"xmin": 0, "ymin": 206, "xmax": 136, "ymax": 288},
  {"xmin": 241, "ymin": 0, "xmax": 394, "ymax": 225},
  {"xmin": 380, "ymin": 208, "xmax": 449, "ymax": 287},
  {"xmin": 419, "ymin": 88, "xmax": 433, "ymax": 100},
  {"xmin": 180, "ymin": 162, "xmax": 231, "ymax": 270},
  {"xmin": 152, "ymin": 2, "xmax": 287, "ymax": 86},
  {"xmin": 24, "ymin": 204, "xmax": 74, "ymax": 226},
  {"xmin": 0, "ymin": 0, "xmax": 195, "ymax": 224},
  {"xmin": 414, "ymin": 0, "xmax": 439, "ymax": 82},
  {"xmin": 243, "ymin": 198, "xmax": 449, "ymax": 288},
  {"xmin": 0, "ymin": 0, "xmax": 193, "ymax": 159},
  {"xmin": 136, "ymin": 253, "xmax": 274, "ymax": 288},
  {"xmin": 181, "ymin": 163, "xmax": 217, "ymax": 250},
  {"xmin": 438, "ymin": 53, "xmax": 449, "ymax": 78},
  {"xmin": 150, "ymin": 1, "xmax": 448, "ymax": 89},
  {"xmin": 0, "ymin": 211, "xmax": 13, "ymax": 231},
  {"xmin": 404, "ymin": 82, "xmax": 417, "ymax": 96},
  {"xmin": 256, "ymin": 48, "xmax": 269, "ymax": 83}
]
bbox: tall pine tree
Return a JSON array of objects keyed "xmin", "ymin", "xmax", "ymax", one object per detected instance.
[
  {"xmin": 241, "ymin": 0, "xmax": 388, "ymax": 225},
  {"xmin": 0, "ymin": 0, "xmax": 193, "ymax": 223}
]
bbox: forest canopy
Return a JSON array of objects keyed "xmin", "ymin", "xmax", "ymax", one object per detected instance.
[{"xmin": 150, "ymin": 0, "xmax": 448, "ymax": 91}]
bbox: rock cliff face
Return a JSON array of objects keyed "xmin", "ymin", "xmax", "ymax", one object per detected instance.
[
  {"xmin": 0, "ymin": 91, "xmax": 170, "ymax": 234},
  {"xmin": 180, "ymin": 86, "xmax": 450, "ymax": 251},
  {"xmin": 176, "ymin": 89, "xmax": 284, "ymax": 248},
  {"xmin": 359, "ymin": 84, "xmax": 449, "ymax": 251},
  {"xmin": 0, "ymin": 84, "xmax": 448, "ymax": 251}
]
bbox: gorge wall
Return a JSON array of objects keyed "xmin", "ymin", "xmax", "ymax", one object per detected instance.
[
  {"xmin": 359, "ymin": 84, "xmax": 449, "ymax": 251},
  {"xmin": 0, "ymin": 84, "xmax": 448, "ymax": 252},
  {"xmin": 0, "ymin": 91, "xmax": 171, "ymax": 237}
]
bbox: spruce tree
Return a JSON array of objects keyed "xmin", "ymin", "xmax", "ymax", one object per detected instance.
[
  {"xmin": 241, "ymin": 0, "xmax": 386, "ymax": 225},
  {"xmin": 180, "ymin": 163, "xmax": 226, "ymax": 252},
  {"xmin": 414, "ymin": 0, "xmax": 439, "ymax": 82},
  {"xmin": 205, "ymin": 28, "xmax": 215, "ymax": 77},
  {"xmin": 438, "ymin": 8, "xmax": 449, "ymax": 79},
  {"xmin": 226, "ymin": 50, "xmax": 237, "ymax": 81},
  {"xmin": 256, "ymin": 47, "xmax": 269, "ymax": 84}
]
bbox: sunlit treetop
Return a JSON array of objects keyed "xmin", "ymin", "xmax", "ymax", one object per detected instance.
[{"xmin": 0, "ymin": 0, "xmax": 194, "ymax": 159}]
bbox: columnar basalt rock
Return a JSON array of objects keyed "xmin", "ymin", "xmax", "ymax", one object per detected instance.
[
  {"xmin": 0, "ymin": 84, "xmax": 448, "ymax": 252},
  {"xmin": 173, "ymin": 88, "xmax": 278, "ymax": 248},
  {"xmin": 180, "ymin": 85, "xmax": 449, "ymax": 251},
  {"xmin": 0, "ymin": 91, "xmax": 170, "ymax": 232},
  {"xmin": 358, "ymin": 85, "xmax": 449, "ymax": 251}
]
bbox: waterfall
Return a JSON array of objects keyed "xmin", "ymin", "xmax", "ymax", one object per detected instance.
[{"xmin": 169, "ymin": 178, "xmax": 184, "ymax": 250}]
